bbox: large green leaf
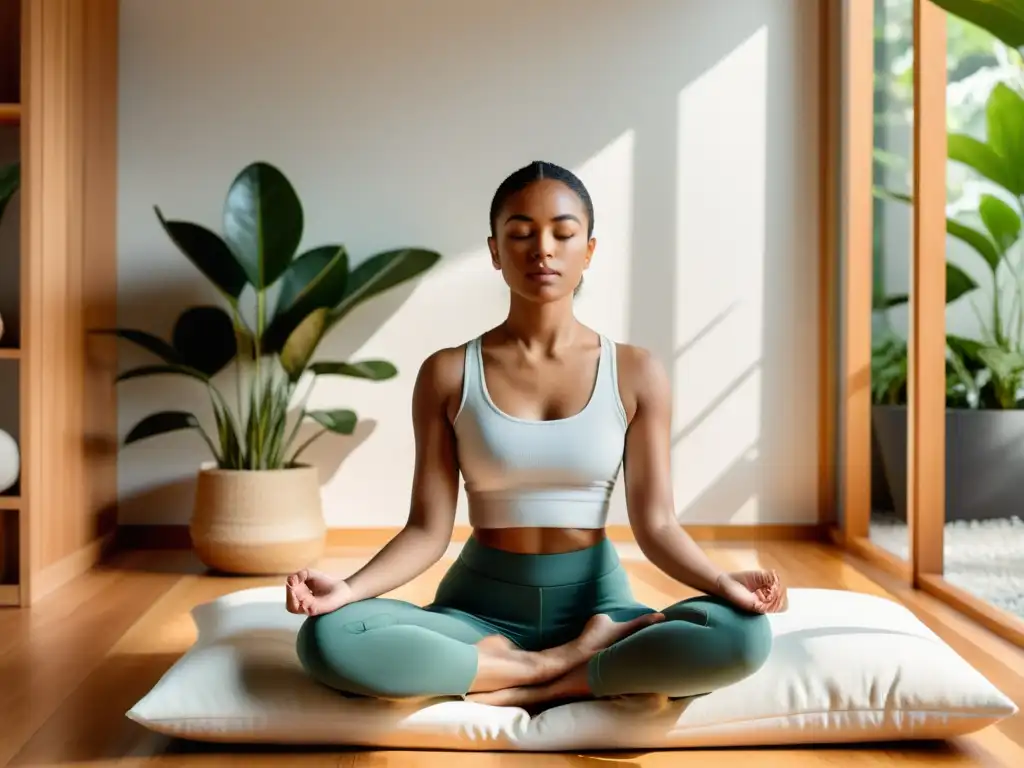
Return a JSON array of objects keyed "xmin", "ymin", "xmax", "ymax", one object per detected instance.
[
  {"xmin": 124, "ymin": 410, "xmax": 201, "ymax": 444},
  {"xmin": 222, "ymin": 162, "xmax": 304, "ymax": 290},
  {"xmin": 947, "ymin": 262, "xmax": 979, "ymax": 304},
  {"xmin": 929, "ymin": 0, "xmax": 1024, "ymax": 51},
  {"xmin": 875, "ymin": 293, "xmax": 910, "ymax": 310},
  {"xmin": 329, "ymin": 248, "xmax": 441, "ymax": 325},
  {"xmin": 309, "ymin": 360, "xmax": 398, "ymax": 380},
  {"xmin": 947, "ymin": 334, "xmax": 987, "ymax": 373},
  {"xmin": 947, "ymin": 134, "xmax": 1020, "ymax": 195},
  {"xmin": 879, "ymin": 263, "xmax": 978, "ymax": 308},
  {"xmin": 0, "ymin": 161, "xmax": 19, "ymax": 224},
  {"xmin": 279, "ymin": 307, "xmax": 328, "ymax": 382},
  {"xmin": 263, "ymin": 245, "xmax": 348, "ymax": 352},
  {"xmin": 874, "ymin": 186, "xmax": 1003, "ymax": 272},
  {"xmin": 92, "ymin": 328, "xmax": 183, "ymax": 365},
  {"xmin": 978, "ymin": 193, "xmax": 1022, "ymax": 255},
  {"xmin": 154, "ymin": 207, "xmax": 249, "ymax": 301},
  {"xmin": 947, "ymin": 218, "xmax": 1001, "ymax": 272},
  {"xmin": 986, "ymin": 83, "xmax": 1024, "ymax": 195},
  {"xmin": 307, "ymin": 409, "xmax": 358, "ymax": 435},
  {"xmin": 171, "ymin": 305, "xmax": 238, "ymax": 377},
  {"xmin": 115, "ymin": 362, "xmax": 211, "ymax": 385},
  {"xmin": 273, "ymin": 246, "xmax": 349, "ymax": 317}
]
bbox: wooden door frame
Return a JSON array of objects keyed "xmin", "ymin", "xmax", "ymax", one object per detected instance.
[{"xmin": 826, "ymin": 0, "xmax": 1024, "ymax": 647}]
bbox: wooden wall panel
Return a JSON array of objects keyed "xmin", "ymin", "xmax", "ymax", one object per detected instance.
[
  {"xmin": 82, "ymin": 0, "xmax": 120, "ymax": 557},
  {"xmin": 19, "ymin": 0, "xmax": 119, "ymax": 604}
]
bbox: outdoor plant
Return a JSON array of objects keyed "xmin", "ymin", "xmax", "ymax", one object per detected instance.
[
  {"xmin": 870, "ymin": 330, "xmax": 976, "ymax": 408},
  {"xmin": 869, "ymin": 0, "xmax": 1024, "ymax": 410},
  {"xmin": 105, "ymin": 161, "xmax": 440, "ymax": 470},
  {"xmin": 928, "ymin": 0, "xmax": 1024, "ymax": 55},
  {"xmin": 873, "ymin": 79, "xmax": 1024, "ymax": 409}
]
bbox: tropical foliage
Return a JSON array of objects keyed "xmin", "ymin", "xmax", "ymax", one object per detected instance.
[
  {"xmin": 107, "ymin": 161, "xmax": 440, "ymax": 469},
  {"xmin": 871, "ymin": 0, "xmax": 1024, "ymax": 409}
]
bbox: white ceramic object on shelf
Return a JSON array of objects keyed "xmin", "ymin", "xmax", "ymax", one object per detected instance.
[{"xmin": 0, "ymin": 428, "xmax": 18, "ymax": 493}]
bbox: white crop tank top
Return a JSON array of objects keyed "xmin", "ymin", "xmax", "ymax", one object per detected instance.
[{"xmin": 452, "ymin": 334, "xmax": 629, "ymax": 529}]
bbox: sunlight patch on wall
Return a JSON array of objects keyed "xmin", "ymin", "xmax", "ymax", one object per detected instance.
[
  {"xmin": 572, "ymin": 129, "xmax": 636, "ymax": 343},
  {"xmin": 672, "ymin": 24, "xmax": 768, "ymax": 523}
]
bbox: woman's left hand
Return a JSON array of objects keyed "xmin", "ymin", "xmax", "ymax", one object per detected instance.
[{"xmin": 716, "ymin": 570, "xmax": 789, "ymax": 614}]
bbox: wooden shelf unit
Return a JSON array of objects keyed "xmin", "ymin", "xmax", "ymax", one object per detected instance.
[{"xmin": 0, "ymin": 0, "xmax": 120, "ymax": 608}]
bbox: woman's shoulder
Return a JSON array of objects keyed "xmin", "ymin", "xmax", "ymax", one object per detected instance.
[
  {"xmin": 609, "ymin": 339, "xmax": 667, "ymax": 381},
  {"xmin": 607, "ymin": 339, "xmax": 671, "ymax": 417},
  {"xmin": 414, "ymin": 330, "xmax": 495, "ymax": 400},
  {"xmin": 416, "ymin": 342, "xmax": 468, "ymax": 392}
]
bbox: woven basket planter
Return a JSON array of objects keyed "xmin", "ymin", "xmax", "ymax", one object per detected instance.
[{"xmin": 189, "ymin": 462, "xmax": 326, "ymax": 575}]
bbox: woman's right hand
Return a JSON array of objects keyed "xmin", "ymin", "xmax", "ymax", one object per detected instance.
[{"xmin": 285, "ymin": 569, "xmax": 353, "ymax": 616}]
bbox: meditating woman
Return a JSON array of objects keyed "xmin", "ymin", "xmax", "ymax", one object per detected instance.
[{"xmin": 285, "ymin": 160, "xmax": 787, "ymax": 708}]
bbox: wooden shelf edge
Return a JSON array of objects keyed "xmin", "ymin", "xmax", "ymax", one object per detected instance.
[
  {"xmin": 0, "ymin": 584, "xmax": 20, "ymax": 606},
  {"xmin": 0, "ymin": 103, "xmax": 21, "ymax": 125},
  {"xmin": 0, "ymin": 348, "xmax": 21, "ymax": 360},
  {"xmin": 0, "ymin": 496, "xmax": 20, "ymax": 510}
]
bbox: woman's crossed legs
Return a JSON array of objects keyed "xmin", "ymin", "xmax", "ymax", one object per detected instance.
[{"xmin": 296, "ymin": 593, "xmax": 771, "ymax": 706}]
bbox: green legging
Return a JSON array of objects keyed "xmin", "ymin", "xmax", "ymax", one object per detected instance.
[{"xmin": 296, "ymin": 536, "xmax": 773, "ymax": 700}]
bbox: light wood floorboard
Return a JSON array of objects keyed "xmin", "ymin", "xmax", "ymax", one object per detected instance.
[{"xmin": 0, "ymin": 541, "xmax": 1021, "ymax": 766}]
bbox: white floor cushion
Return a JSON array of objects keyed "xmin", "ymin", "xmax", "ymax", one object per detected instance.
[{"xmin": 126, "ymin": 586, "xmax": 1018, "ymax": 750}]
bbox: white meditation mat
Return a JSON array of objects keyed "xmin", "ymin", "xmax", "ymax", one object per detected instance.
[{"xmin": 126, "ymin": 586, "xmax": 1017, "ymax": 751}]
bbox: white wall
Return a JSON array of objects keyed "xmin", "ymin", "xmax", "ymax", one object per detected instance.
[{"xmin": 116, "ymin": 0, "xmax": 821, "ymax": 528}]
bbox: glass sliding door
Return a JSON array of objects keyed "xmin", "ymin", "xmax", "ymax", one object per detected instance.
[
  {"xmin": 836, "ymin": 0, "xmax": 1024, "ymax": 648},
  {"xmin": 930, "ymin": 2, "xmax": 1024, "ymax": 631}
]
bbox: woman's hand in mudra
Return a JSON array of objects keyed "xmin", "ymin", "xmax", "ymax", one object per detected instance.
[
  {"xmin": 717, "ymin": 570, "xmax": 788, "ymax": 614},
  {"xmin": 285, "ymin": 569, "xmax": 353, "ymax": 616}
]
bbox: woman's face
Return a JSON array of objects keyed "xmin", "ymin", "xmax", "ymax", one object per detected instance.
[{"xmin": 488, "ymin": 179, "xmax": 596, "ymax": 303}]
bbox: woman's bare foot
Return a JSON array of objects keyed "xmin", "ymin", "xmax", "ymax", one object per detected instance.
[
  {"xmin": 468, "ymin": 663, "xmax": 591, "ymax": 707},
  {"xmin": 574, "ymin": 612, "xmax": 664, "ymax": 657},
  {"xmin": 466, "ymin": 612, "xmax": 664, "ymax": 696}
]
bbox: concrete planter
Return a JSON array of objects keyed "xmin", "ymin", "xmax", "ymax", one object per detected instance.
[
  {"xmin": 872, "ymin": 404, "xmax": 1024, "ymax": 522},
  {"xmin": 189, "ymin": 462, "xmax": 326, "ymax": 574}
]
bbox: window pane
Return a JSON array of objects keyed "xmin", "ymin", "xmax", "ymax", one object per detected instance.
[
  {"xmin": 869, "ymin": 0, "xmax": 913, "ymax": 562},
  {"xmin": 942, "ymin": 9, "xmax": 1024, "ymax": 621}
]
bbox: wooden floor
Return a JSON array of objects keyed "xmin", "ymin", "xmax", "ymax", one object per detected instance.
[{"xmin": 0, "ymin": 539, "xmax": 1022, "ymax": 767}]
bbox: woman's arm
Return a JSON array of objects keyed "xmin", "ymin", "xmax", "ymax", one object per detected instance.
[
  {"xmin": 618, "ymin": 347, "xmax": 729, "ymax": 597},
  {"xmin": 619, "ymin": 346, "xmax": 785, "ymax": 613},
  {"xmin": 340, "ymin": 347, "xmax": 463, "ymax": 602}
]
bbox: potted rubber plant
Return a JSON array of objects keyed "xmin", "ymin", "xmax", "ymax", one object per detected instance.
[{"xmin": 104, "ymin": 161, "xmax": 441, "ymax": 574}]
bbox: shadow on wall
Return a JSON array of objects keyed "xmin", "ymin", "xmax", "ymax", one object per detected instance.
[
  {"xmin": 115, "ymin": 0, "xmax": 820, "ymax": 527},
  {"xmin": 116, "ymin": 421, "xmax": 377, "ymax": 529}
]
